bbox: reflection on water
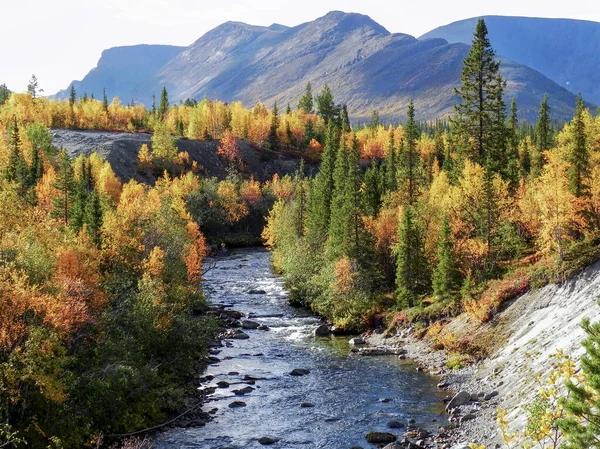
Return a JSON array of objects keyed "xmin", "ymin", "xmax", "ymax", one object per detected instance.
[{"xmin": 154, "ymin": 249, "xmax": 447, "ymax": 449}]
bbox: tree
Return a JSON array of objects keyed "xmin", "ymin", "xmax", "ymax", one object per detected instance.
[
  {"xmin": 381, "ymin": 129, "xmax": 397, "ymax": 193},
  {"xmin": 5, "ymin": 121, "xmax": 28, "ymax": 187},
  {"xmin": 559, "ymin": 316, "xmax": 600, "ymax": 448},
  {"xmin": 398, "ymin": 100, "xmax": 422, "ymax": 206},
  {"xmin": 102, "ymin": 88, "xmax": 109, "ymax": 112},
  {"xmin": 394, "ymin": 205, "xmax": 429, "ymax": 308},
  {"xmin": 567, "ymin": 94, "xmax": 589, "ymax": 198},
  {"xmin": 451, "ymin": 19, "xmax": 507, "ymax": 171},
  {"xmin": 266, "ymin": 102, "xmax": 280, "ymax": 151},
  {"xmin": 432, "ymin": 218, "xmax": 460, "ymax": 299},
  {"xmin": 151, "ymin": 122, "xmax": 178, "ymax": 165},
  {"xmin": 158, "ymin": 87, "xmax": 169, "ymax": 119},
  {"xmin": 27, "ymin": 74, "xmax": 43, "ymax": 100},
  {"xmin": 298, "ymin": 82, "xmax": 314, "ymax": 114},
  {"xmin": 84, "ymin": 188, "xmax": 103, "ymax": 245},
  {"xmin": 69, "ymin": 84, "xmax": 77, "ymax": 107},
  {"xmin": 303, "ymin": 119, "xmax": 315, "ymax": 147},
  {"xmin": 0, "ymin": 83, "xmax": 11, "ymax": 105},
  {"xmin": 532, "ymin": 94, "xmax": 552, "ymax": 178},
  {"xmin": 51, "ymin": 150, "xmax": 75, "ymax": 225},
  {"xmin": 316, "ymin": 85, "xmax": 338, "ymax": 125},
  {"xmin": 504, "ymin": 98, "xmax": 521, "ymax": 187},
  {"xmin": 362, "ymin": 161, "xmax": 382, "ymax": 217}
]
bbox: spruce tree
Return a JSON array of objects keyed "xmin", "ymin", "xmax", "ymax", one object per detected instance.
[
  {"xmin": 51, "ymin": 150, "xmax": 75, "ymax": 225},
  {"xmin": 327, "ymin": 131, "xmax": 352, "ymax": 260},
  {"xmin": 363, "ymin": 161, "xmax": 382, "ymax": 217},
  {"xmin": 84, "ymin": 188, "xmax": 103, "ymax": 245},
  {"xmin": 382, "ymin": 129, "xmax": 397, "ymax": 193},
  {"xmin": 432, "ymin": 218, "xmax": 460, "ymax": 299},
  {"xmin": 532, "ymin": 94, "xmax": 552, "ymax": 177},
  {"xmin": 559, "ymin": 316, "xmax": 600, "ymax": 448},
  {"xmin": 307, "ymin": 122, "xmax": 338, "ymax": 247},
  {"xmin": 303, "ymin": 119, "xmax": 315, "ymax": 147},
  {"xmin": 395, "ymin": 205, "xmax": 429, "ymax": 308},
  {"xmin": 285, "ymin": 103, "xmax": 292, "ymax": 115},
  {"xmin": 452, "ymin": 19, "xmax": 507, "ymax": 170},
  {"xmin": 6, "ymin": 121, "xmax": 29, "ymax": 190},
  {"xmin": 69, "ymin": 84, "xmax": 76, "ymax": 107},
  {"xmin": 504, "ymin": 98, "xmax": 521, "ymax": 188},
  {"xmin": 398, "ymin": 100, "xmax": 421, "ymax": 206},
  {"xmin": 102, "ymin": 88, "xmax": 109, "ymax": 112},
  {"xmin": 158, "ymin": 87, "xmax": 169, "ymax": 119},
  {"xmin": 266, "ymin": 103, "xmax": 280, "ymax": 151},
  {"xmin": 316, "ymin": 85, "xmax": 338, "ymax": 125},
  {"xmin": 298, "ymin": 82, "xmax": 314, "ymax": 114},
  {"xmin": 567, "ymin": 93, "xmax": 589, "ymax": 198}
]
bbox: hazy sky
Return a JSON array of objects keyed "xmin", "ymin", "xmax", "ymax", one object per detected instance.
[{"xmin": 3, "ymin": 0, "xmax": 599, "ymax": 95}]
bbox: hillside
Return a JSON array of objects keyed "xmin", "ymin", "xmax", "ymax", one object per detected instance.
[
  {"xmin": 420, "ymin": 15, "xmax": 600, "ymax": 105},
  {"xmin": 50, "ymin": 129, "xmax": 304, "ymax": 184},
  {"xmin": 54, "ymin": 44, "xmax": 184, "ymax": 103},
  {"xmin": 53, "ymin": 11, "xmax": 586, "ymax": 122}
]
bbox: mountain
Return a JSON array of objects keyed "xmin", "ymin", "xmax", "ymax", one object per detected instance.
[
  {"xmin": 54, "ymin": 44, "xmax": 184, "ymax": 103},
  {"xmin": 54, "ymin": 12, "xmax": 588, "ymax": 122},
  {"xmin": 420, "ymin": 16, "xmax": 600, "ymax": 105}
]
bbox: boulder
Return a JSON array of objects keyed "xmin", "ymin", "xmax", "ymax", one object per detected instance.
[
  {"xmin": 241, "ymin": 320, "xmax": 260, "ymax": 329},
  {"xmin": 248, "ymin": 289, "xmax": 266, "ymax": 294},
  {"xmin": 228, "ymin": 401, "xmax": 246, "ymax": 408},
  {"xmin": 445, "ymin": 391, "xmax": 471, "ymax": 411},
  {"xmin": 233, "ymin": 386, "xmax": 255, "ymax": 395},
  {"xmin": 379, "ymin": 398, "xmax": 392, "ymax": 403},
  {"xmin": 387, "ymin": 421, "xmax": 405, "ymax": 429},
  {"xmin": 313, "ymin": 324, "xmax": 331, "ymax": 337},
  {"xmin": 484, "ymin": 391, "xmax": 499, "ymax": 401},
  {"xmin": 365, "ymin": 432, "xmax": 397, "ymax": 444},
  {"xmin": 216, "ymin": 380, "xmax": 230, "ymax": 388},
  {"xmin": 258, "ymin": 324, "xmax": 270, "ymax": 331},
  {"xmin": 232, "ymin": 331, "xmax": 250, "ymax": 340},
  {"xmin": 300, "ymin": 402, "xmax": 314, "ymax": 407},
  {"xmin": 324, "ymin": 417, "xmax": 339, "ymax": 422},
  {"xmin": 459, "ymin": 414, "xmax": 476, "ymax": 424},
  {"xmin": 290, "ymin": 368, "xmax": 310, "ymax": 376},
  {"xmin": 349, "ymin": 337, "xmax": 365, "ymax": 345},
  {"xmin": 258, "ymin": 436, "xmax": 279, "ymax": 445}
]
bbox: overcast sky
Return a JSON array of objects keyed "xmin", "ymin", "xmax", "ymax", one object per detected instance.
[{"xmin": 3, "ymin": 0, "xmax": 599, "ymax": 95}]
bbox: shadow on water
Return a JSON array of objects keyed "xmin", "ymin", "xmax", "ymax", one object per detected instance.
[{"xmin": 153, "ymin": 248, "xmax": 448, "ymax": 449}]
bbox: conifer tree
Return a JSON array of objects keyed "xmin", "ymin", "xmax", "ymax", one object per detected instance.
[
  {"xmin": 158, "ymin": 87, "xmax": 169, "ymax": 119},
  {"xmin": 102, "ymin": 88, "xmax": 109, "ymax": 112},
  {"xmin": 285, "ymin": 103, "xmax": 292, "ymax": 115},
  {"xmin": 395, "ymin": 205, "xmax": 429, "ymax": 308},
  {"xmin": 307, "ymin": 122, "xmax": 338, "ymax": 247},
  {"xmin": 298, "ymin": 82, "xmax": 314, "ymax": 114},
  {"xmin": 363, "ymin": 162, "xmax": 382, "ymax": 217},
  {"xmin": 303, "ymin": 119, "xmax": 315, "ymax": 147},
  {"xmin": 567, "ymin": 93, "xmax": 589, "ymax": 198},
  {"xmin": 559, "ymin": 316, "xmax": 600, "ymax": 448},
  {"xmin": 266, "ymin": 103, "xmax": 280, "ymax": 151},
  {"xmin": 69, "ymin": 84, "xmax": 76, "ymax": 107},
  {"xmin": 451, "ymin": 19, "xmax": 507, "ymax": 170},
  {"xmin": 532, "ymin": 94, "xmax": 552, "ymax": 177},
  {"xmin": 5, "ymin": 121, "xmax": 28, "ymax": 186},
  {"xmin": 398, "ymin": 100, "xmax": 421, "ymax": 206},
  {"xmin": 0, "ymin": 83, "xmax": 10, "ymax": 105},
  {"xmin": 84, "ymin": 188, "xmax": 103, "ymax": 245},
  {"xmin": 432, "ymin": 218, "xmax": 460, "ymax": 299},
  {"xmin": 27, "ymin": 74, "xmax": 42, "ymax": 100},
  {"xmin": 382, "ymin": 129, "xmax": 397, "ymax": 193},
  {"xmin": 316, "ymin": 85, "xmax": 337, "ymax": 125},
  {"xmin": 51, "ymin": 150, "xmax": 75, "ymax": 225},
  {"xmin": 504, "ymin": 98, "xmax": 521, "ymax": 187},
  {"xmin": 340, "ymin": 105, "xmax": 351, "ymax": 132}
]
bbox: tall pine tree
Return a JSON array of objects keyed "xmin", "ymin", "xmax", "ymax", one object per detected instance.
[
  {"xmin": 298, "ymin": 82, "xmax": 314, "ymax": 114},
  {"xmin": 432, "ymin": 218, "xmax": 460, "ymax": 299},
  {"xmin": 266, "ymin": 103, "xmax": 280, "ymax": 151},
  {"xmin": 532, "ymin": 94, "xmax": 552, "ymax": 178},
  {"xmin": 567, "ymin": 93, "xmax": 589, "ymax": 198}
]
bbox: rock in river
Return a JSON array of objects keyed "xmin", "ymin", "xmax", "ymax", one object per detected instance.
[
  {"xmin": 290, "ymin": 368, "xmax": 310, "ymax": 376},
  {"xmin": 258, "ymin": 436, "xmax": 279, "ymax": 445},
  {"xmin": 228, "ymin": 401, "xmax": 246, "ymax": 408},
  {"xmin": 241, "ymin": 320, "xmax": 260, "ymax": 329},
  {"xmin": 349, "ymin": 337, "xmax": 365, "ymax": 345},
  {"xmin": 365, "ymin": 432, "xmax": 396, "ymax": 444},
  {"xmin": 313, "ymin": 324, "xmax": 331, "ymax": 337},
  {"xmin": 446, "ymin": 391, "xmax": 471, "ymax": 411},
  {"xmin": 232, "ymin": 331, "xmax": 250, "ymax": 340},
  {"xmin": 248, "ymin": 289, "xmax": 266, "ymax": 295}
]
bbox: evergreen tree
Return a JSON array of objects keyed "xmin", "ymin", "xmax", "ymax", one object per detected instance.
[
  {"xmin": 434, "ymin": 130, "xmax": 445, "ymax": 169},
  {"xmin": 69, "ymin": 84, "xmax": 76, "ymax": 107},
  {"xmin": 340, "ymin": 105, "xmax": 351, "ymax": 132},
  {"xmin": 285, "ymin": 103, "xmax": 292, "ymax": 115},
  {"xmin": 158, "ymin": 87, "xmax": 169, "ymax": 119},
  {"xmin": 84, "ymin": 188, "xmax": 103, "ymax": 245},
  {"xmin": 532, "ymin": 94, "xmax": 552, "ymax": 177},
  {"xmin": 327, "ymin": 131, "xmax": 352, "ymax": 260},
  {"xmin": 102, "ymin": 88, "xmax": 109, "ymax": 112},
  {"xmin": 0, "ymin": 83, "xmax": 10, "ymax": 105},
  {"xmin": 303, "ymin": 119, "xmax": 315, "ymax": 147},
  {"xmin": 451, "ymin": 19, "xmax": 507, "ymax": 170},
  {"xmin": 368, "ymin": 110, "xmax": 381, "ymax": 130},
  {"xmin": 398, "ymin": 100, "xmax": 421, "ymax": 206},
  {"xmin": 382, "ymin": 129, "xmax": 397, "ymax": 193},
  {"xmin": 306, "ymin": 122, "xmax": 338, "ymax": 247},
  {"xmin": 559, "ymin": 316, "xmax": 600, "ymax": 448},
  {"xmin": 285, "ymin": 121, "xmax": 294, "ymax": 148},
  {"xmin": 51, "ymin": 150, "xmax": 75, "ymax": 225},
  {"xmin": 432, "ymin": 218, "xmax": 460, "ymax": 299},
  {"xmin": 5, "ymin": 121, "xmax": 28, "ymax": 187},
  {"xmin": 316, "ymin": 85, "xmax": 338, "ymax": 125},
  {"xmin": 27, "ymin": 74, "xmax": 42, "ymax": 100},
  {"xmin": 362, "ymin": 161, "xmax": 382, "ymax": 217},
  {"xmin": 266, "ymin": 103, "xmax": 280, "ymax": 151},
  {"xmin": 504, "ymin": 98, "xmax": 521, "ymax": 187},
  {"xmin": 567, "ymin": 93, "xmax": 589, "ymax": 198},
  {"xmin": 519, "ymin": 137, "xmax": 531, "ymax": 180},
  {"xmin": 151, "ymin": 93, "xmax": 156, "ymax": 115},
  {"xmin": 298, "ymin": 82, "xmax": 314, "ymax": 114},
  {"xmin": 395, "ymin": 205, "xmax": 429, "ymax": 308}
]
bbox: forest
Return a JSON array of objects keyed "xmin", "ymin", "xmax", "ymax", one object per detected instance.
[{"xmin": 1, "ymin": 18, "xmax": 600, "ymax": 449}]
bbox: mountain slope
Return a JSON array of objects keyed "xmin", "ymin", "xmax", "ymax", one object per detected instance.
[
  {"xmin": 54, "ymin": 44, "xmax": 184, "ymax": 103},
  {"xmin": 54, "ymin": 12, "xmax": 587, "ymax": 122},
  {"xmin": 420, "ymin": 16, "xmax": 600, "ymax": 105}
]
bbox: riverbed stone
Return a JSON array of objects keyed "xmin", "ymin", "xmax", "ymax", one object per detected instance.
[
  {"xmin": 258, "ymin": 436, "xmax": 279, "ymax": 445},
  {"xmin": 313, "ymin": 324, "xmax": 331, "ymax": 336},
  {"xmin": 216, "ymin": 381, "xmax": 230, "ymax": 388},
  {"xmin": 300, "ymin": 402, "xmax": 314, "ymax": 407},
  {"xmin": 258, "ymin": 324, "xmax": 270, "ymax": 331},
  {"xmin": 232, "ymin": 331, "xmax": 250, "ymax": 340},
  {"xmin": 484, "ymin": 391, "xmax": 499, "ymax": 401},
  {"xmin": 387, "ymin": 421, "xmax": 405, "ymax": 429},
  {"xmin": 459, "ymin": 414, "xmax": 476, "ymax": 424},
  {"xmin": 446, "ymin": 391, "xmax": 471, "ymax": 411},
  {"xmin": 233, "ymin": 386, "xmax": 255, "ymax": 395},
  {"xmin": 349, "ymin": 337, "xmax": 365, "ymax": 345},
  {"xmin": 228, "ymin": 401, "xmax": 246, "ymax": 408},
  {"xmin": 241, "ymin": 320, "xmax": 260, "ymax": 329},
  {"xmin": 248, "ymin": 289, "xmax": 266, "ymax": 294},
  {"xmin": 382, "ymin": 443, "xmax": 403, "ymax": 449},
  {"xmin": 290, "ymin": 368, "xmax": 310, "ymax": 376},
  {"xmin": 366, "ymin": 432, "xmax": 396, "ymax": 444}
]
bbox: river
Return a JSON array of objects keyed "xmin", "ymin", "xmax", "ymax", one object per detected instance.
[{"xmin": 153, "ymin": 248, "xmax": 447, "ymax": 448}]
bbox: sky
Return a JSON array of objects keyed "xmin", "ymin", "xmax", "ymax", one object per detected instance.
[{"xmin": 2, "ymin": 0, "xmax": 599, "ymax": 95}]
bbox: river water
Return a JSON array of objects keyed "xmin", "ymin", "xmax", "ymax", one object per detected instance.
[{"xmin": 154, "ymin": 248, "xmax": 447, "ymax": 449}]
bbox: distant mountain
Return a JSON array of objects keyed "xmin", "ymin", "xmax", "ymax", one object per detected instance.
[
  {"xmin": 54, "ymin": 12, "xmax": 589, "ymax": 122},
  {"xmin": 54, "ymin": 44, "xmax": 184, "ymax": 103},
  {"xmin": 420, "ymin": 16, "xmax": 600, "ymax": 105}
]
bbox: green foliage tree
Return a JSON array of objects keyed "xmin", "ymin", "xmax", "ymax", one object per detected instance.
[
  {"xmin": 504, "ymin": 98, "xmax": 521, "ymax": 188},
  {"xmin": 102, "ymin": 87, "xmax": 109, "ymax": 112},
  {"xmin": 362, "ymin": 161, "xmax": 382, "ymax": 217},
  {"xmin": 559, "ymin": 316, "xmax": 600, "ymax": 448},
  {"xmin": 84, "ymin": 188, "xmax": 103, "ymax": 245},
  {"xmin": 158, "ymin": 86, "xmax": 169, "ymax": 119},
  {"xmin": 394, "ymin": 205, "xmax": 429, "ymax": 308},
  {"xmin": 51, "ymin": 150, "xmax": 75, "ymax": 225},
  {"xmin": 316, "ymin": 85, "xmax": 338, "ymax": 125},
  {"xmin": 451, "ymin": 19, "xmax": 507, "ymax": 171},
  {"xmin": 398, "ymin": 100, "xmax": 422, "ymax": 206},
  {"xmin": 381, "ymin": 130, "xmax": 397, "ymax": 193},
  {"xmin": 567, "ymin": 93, "xmax": 589, "ymax": 198},
  {"xmin": 0, "ymin": 83, "xmax": 11, "ymax": 105},
  {"xmin": 303, "ymin": 119, "xmax": 315, "ymax": 147},
  {"xmin": 432, "ymin": 218, "xmax": 460, "ymax": 299},
  {"xmin": 298, "ymin": 82, "xmax": 314, "ymax": 114},
  {"xmin": 5, "ymin": 121, "xmax": 28, "ymax": 187},
  {"xmin": 27, "ymin": 74, "xmax": 42, "ymax": 100},
  {"xmin": 151, "ymin": 123, "xmax": 178, "ymax": 166},
  {"xmin": 266, "ymin": 102, "xmax": 280, "ymax": 151},
  {"xmin": 69, "ymin": 83, "xmax": 77, "ymax": 107},
  {"xmin": 532, "ymin": 94, "xmax": 552, "ymax": 178}
]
